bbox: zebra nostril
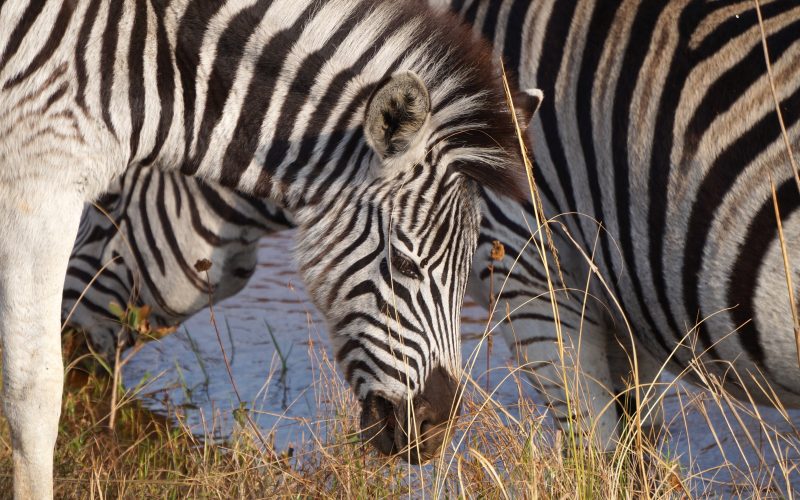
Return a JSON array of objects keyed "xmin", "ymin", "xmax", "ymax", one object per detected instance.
[
  {"xmin": 391, "ymin": 368, "xmax": 462, "ymax": 464},
  {"xmin": 419, "ymin": 419, "xmax": 433, "ymax": 437},
  {"xmin": 391, "ymin": 401, "xmax": 448, "ymax": 464},
  {"xmin": 359, "ymin": 369, "xmax": 461, "ymax": 463}
]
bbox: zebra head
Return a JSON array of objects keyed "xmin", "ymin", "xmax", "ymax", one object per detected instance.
[{"xmin": 294, "ymin": 71, "xmax": 537, "ymax": 463}]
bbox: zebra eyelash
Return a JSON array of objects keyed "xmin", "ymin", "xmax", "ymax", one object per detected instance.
[{"xmin": 390, "ymin": 247, "xmax": 423, "ymax": 280}]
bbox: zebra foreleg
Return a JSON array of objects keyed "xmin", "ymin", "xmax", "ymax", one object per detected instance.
[
  {"xmin": 501, "ymin": 313, "xmax": 619, "ymax": 451},
  {"xmin": 0, "ymin": 182, "xmax": 84, "ymax": 499},
  {"xmin": 467, "ymin": 274, "xmax": 620, "ymax": 450},
  {"xmin": 606, "ymin": 336, "xmax": 666, "ymax": 441}
]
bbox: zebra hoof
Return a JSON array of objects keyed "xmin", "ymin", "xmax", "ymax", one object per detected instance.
[{"xmin": 360, "ymin": 367, "xmax": 461, "ymax": 464}]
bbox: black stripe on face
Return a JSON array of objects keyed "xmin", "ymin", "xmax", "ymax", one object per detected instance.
[
  {"xmin": 409, "ymin": 168, "xmax": 438, "ymax": 231},
  {"xmin": 414, "ymin": 173, "xmax": 453, "ymax": 254},
  {"xmin": 337, "ymin": 309, "xmax": 427, "ymax": 358},
  {"xmin": 75, "ymin": 252, "xmax": 130, "ymax": 293},
  {"xmin": 346, "ymin": 360, "xmax": 379, "ymax": 396},
  {"xmin": 136, "ymin": 169, "xmax": 165, "ymax": 274},
  {"xmin": 419, "ymin": 188, "xmax": 462, "ymax": 270},
  {"xmin": 323, "ymin": 200, "xmax": 377, "ymax": 308},
  {"xmin": 154, "ymin": 172, "xmax": 208, "ymax": 292},
  {"xmin": 120, "ymin": 204, "xmax": 180, "ymax": 317},
  {"xmin": 336, "ymin": 324, "xmax": 423, "ymax": 384},
  {"xmin": 62, "ymin": 287, "xmax": 117, "ymax": 319},
  {"xmin": 341, "ymin": 340, "xmax": 417, "ymax": 392},
  {"xmin": 394, "ymin": 227, "xmax": 415, "ymax": 254},
  {"xmin": 67, "ymin": 267, "xmax": 129, "ymax": 309},
  {"xmin": 195, "ymin": 180, "xmax": 270, "ymax": 229},
  {"xmin": 379, "ymin": 261, "xmax": 427, "ymax": 331},
  {"xmin": 183, "ymin": 178, "xmax": 238, "ymax": 246}
]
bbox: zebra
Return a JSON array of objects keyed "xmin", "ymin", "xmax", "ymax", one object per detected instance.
[
  {"xmin": 452, "ymin": 0, "xmax": 800, "ymax": 446},
  {"xmin": 0, "ymin": 0, "xmax": 535, "ymax": 496},
  {"xmin": 64, "ymin": 0, "xmax": 800, "ymax": 455},
  {"xmin": 64, "ymin": 166, "xmax": 298, "ymax": 359}
]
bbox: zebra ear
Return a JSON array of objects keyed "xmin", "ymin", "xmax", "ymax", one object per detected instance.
[
  {"xmin": 523, "ymin": 88, "xmax": 544, "ymax": 114},
  {"xmin": 514, "ymin": 88, "xmax": 544, "ymax": 126},
  {"xmin": 365, "ymin": 71, "xmax": 431, "ymax": 158}
]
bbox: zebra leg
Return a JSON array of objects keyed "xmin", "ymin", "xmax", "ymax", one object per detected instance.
[
  {"xmin": 470, "ymin": 193, "xmax": 620, "ymax": 449},
  {"xmin": 606, "ymin": 336, "xmax": 665, "ymax": 440},
  {"xmin": 0, "ymin": 182, "xmax": 84, "ymax": 499},
  {"xmin": 507, "ymin": 314, "xmax": 618, "ymax": 451},
  {"xmin": 468, "ymin": 278, "xmax": 619, "ymax": 450}
]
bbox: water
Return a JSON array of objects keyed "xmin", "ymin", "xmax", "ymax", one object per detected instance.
[
  {"xmin": 123, "ymin": 230, "xmax": 800, "ymax": 495},
  {"xmin": 123, "ymin": 230, "xmax": 525, "ymax": 445}
]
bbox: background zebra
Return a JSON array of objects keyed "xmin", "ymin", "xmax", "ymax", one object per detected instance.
[
  {"xmin": 65, "ymin": 0, "xmax": 800, "ymax": 454},
  {"xmin": 450, "ymin": 0, "xmax": 800, "ymax": 443},
  {"xmin": 0, "ymin": 0, "xmax": 532, "ymax": 496}
]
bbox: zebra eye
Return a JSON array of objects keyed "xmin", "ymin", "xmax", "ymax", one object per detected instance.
[{"xmin": 390, "ymin": 247, "xmax": 422, "ymax": 280}]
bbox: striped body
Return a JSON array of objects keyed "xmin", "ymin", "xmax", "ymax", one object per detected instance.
[
  {"xmin": 1, "ymin": 0, "xmax": 528, "ymax": 494},
  {"xmin": 449, "ymin": 0, "xmax": 800, "ymax": 444},
  {"xmin": 458, "ymin": 0, "xmax": 800, "ymax": 399}
]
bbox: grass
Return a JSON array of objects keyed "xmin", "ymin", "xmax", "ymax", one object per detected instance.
[{"xmin": 0, "ymin": 319, "xmax": 798, "ymax": 498}]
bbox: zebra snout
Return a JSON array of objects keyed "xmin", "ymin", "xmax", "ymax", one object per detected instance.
[{"xmin": 360, "ymin": 367, "xmax": 461, "ymax": 464}]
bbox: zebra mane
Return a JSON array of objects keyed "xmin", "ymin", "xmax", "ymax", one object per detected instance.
[{"xmin": 401, "ymin": 5, "xmax": 531, "ymax": 201}]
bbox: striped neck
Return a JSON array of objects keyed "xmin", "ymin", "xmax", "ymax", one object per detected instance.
[{"xmin": 159, "ymin": 0, "xmax": 525, "ymax": 211}]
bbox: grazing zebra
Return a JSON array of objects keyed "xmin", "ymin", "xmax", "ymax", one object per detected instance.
[
  {"xmin": 65, "ymin": 0, "xmax": 800, "ymax": 454},
  {"xmin": 0, "ymin": 0, "xmax": 534, "ymax": 496},
  {"xmin": 65, "ymin": 167, "xmax": 297, "ymax": 359}
]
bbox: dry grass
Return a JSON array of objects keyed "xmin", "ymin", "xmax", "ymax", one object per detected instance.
[{"xmin": 0, "ymin": 321, "xmax": 797, "ymax": 498}]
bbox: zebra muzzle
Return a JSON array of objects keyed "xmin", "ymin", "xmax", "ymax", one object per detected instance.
[{"xmin": 360, "ymin": 367, "xmax": 461, "ymax": 464}]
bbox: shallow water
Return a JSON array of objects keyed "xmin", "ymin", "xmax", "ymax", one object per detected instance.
[
  {"xmin": 123, "ymin": 230, "xmax": 526, "ymax": 444},
  {"xmin": 123, "ymin": 229, "xmax": 800, "ymax": 495}
]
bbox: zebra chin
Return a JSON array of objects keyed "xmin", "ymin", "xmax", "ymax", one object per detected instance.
[{"xmin": 359, "ymin": 367, "xmax": 461, "ymax": 464}]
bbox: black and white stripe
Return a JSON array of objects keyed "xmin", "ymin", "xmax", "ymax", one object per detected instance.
[
  {"xmin": 455, "ymin": 0, "xmax": 800, "ymax": 445},
  {"xmin": 1, "ymin": 0, "xmax": 530, "ymax": 490},
  {"xmin": 65, "ymin": 166, "xmax": 294, "ymax": 359},
  {"xmin": 66, "ymin": 0, "xmax": 800, "ymax": 451}
]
